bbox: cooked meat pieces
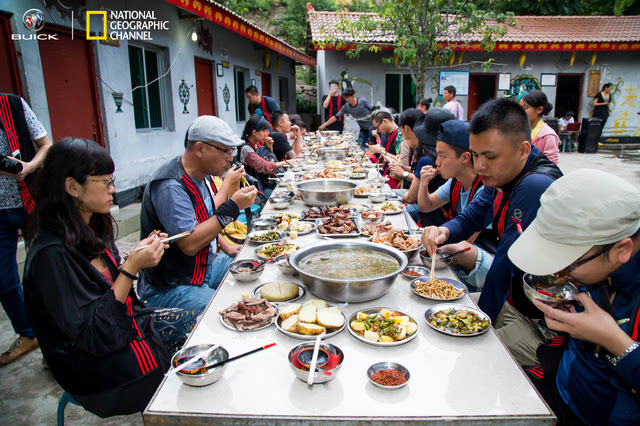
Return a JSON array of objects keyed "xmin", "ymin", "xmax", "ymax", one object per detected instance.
[
  {"xmin": 318, "ymin": 217, "xmax": 357, "ymax": 234},
  {"xmin": 302, "ymin": 206, "xmax": 351, "ymax": 219},
  {"xmin": 361, "ymin": 221, "xmax": 394, "ymax": 236},
  {"xmin": 372, "ymin": 229, "xmax": 420, "ymax": 250},
  {"xmin": 220, "ymin": 298, "xmax": 278, "ymax": 331}
]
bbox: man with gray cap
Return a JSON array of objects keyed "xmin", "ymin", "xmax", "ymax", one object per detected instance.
[
  {"xmin": 139, "ymin": 116, "xmax": 258, "ymax": 311},
  {"xmin": 508, "ymin": 169, "xmax": 640, "ymax": 425}
]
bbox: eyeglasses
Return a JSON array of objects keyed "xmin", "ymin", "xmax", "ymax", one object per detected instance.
[
  {"xmin": 86, "ymin": 176, "xmax": 116, "ymax": 188},
  {"xmin": 564, "ymin": 243, "xmax": 615, "ymax": 272},
  {"xmin": 202, "ymin": 142, "xmax": 236, "ymax": 157}
]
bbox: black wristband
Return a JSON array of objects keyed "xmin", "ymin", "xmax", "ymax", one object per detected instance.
[
  {"xmin": 119, "ymin": 267, "xmax": 138, "ymax": 281},
  {"xmin": 214, "ymin": 199, "xmax": 240, "ymax": 228}
]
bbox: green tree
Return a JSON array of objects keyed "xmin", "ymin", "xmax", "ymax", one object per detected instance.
[
  {"xmin": 475, "ymin": 0, "xmax": 639, "ymax": 15},
  {"xmin": 317, "ymin": 0, "xmax": 516, "ymax": 99}
]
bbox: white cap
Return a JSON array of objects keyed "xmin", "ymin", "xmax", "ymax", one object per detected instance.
[
  {"xmin": 187, "ymin": 115, "xmax": 243, "ymax": 148},
  {"xmin": 508, "ymin": 169, "xmax": 640, "ymax": 275}
]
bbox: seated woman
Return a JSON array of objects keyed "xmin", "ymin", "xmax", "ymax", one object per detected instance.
[
  {"xmin": 520, "ymin": 90, "xmax": 560, "ymax": 164},
  {"xmin": 238, "ymin": 115, "xmax": 291, "ymax": 203},
  {"xmin": 22, "ymin": 138, "xmax": 199, "ymax": 418}
]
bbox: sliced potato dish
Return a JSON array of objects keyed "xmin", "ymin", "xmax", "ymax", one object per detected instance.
[{"xmin": 276, "ymin": 299, "xmax": 345, "ymax": 337}]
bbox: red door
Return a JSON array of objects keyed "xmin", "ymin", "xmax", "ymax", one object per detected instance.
[
  {"xmin": 0, "ymin": 12, "xmax": 22, "ymax": 95},
  {"xmin": 261, "ymin": 73, "xmax": 271, "ymax": 97},
  {"xmin": 467, "ymin": 74, "xmax": 497, "ymax": 120},
  {"xmin": 38, "ymin": 26, "xmax": 103, "ymax": 145},
  {"xmin": 194, "ymin": 58, "xmax": 216, "ymax": 116}
]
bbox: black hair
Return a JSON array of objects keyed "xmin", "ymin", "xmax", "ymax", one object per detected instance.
[
  {"xmin": 522, "ymin": 90, "xmax": 553, "ymax": 116},
  {"xmin": 244, "ymin": 85, "xmax": 259, "ymax": 95},
  {"xmin": 601, "ymin": 82, "xmax": 613, "ymax": 91},
  {"xmin": 564, "ymin": 111, "xmax": 575, "ymax": 118},
  {"xmin": 295, "ymin": 120, "xmax": 307, "ymax": 130},
  {"xmin": 398, "ymin": 108, "xmax": 424, "ymax": 129},
  {"xmin": 270, "ymin": 109, "xmax": 287, "ymax": 128},
  {"xmin": 469, "ymin": 98, "xmax": 531, "ymax": 147},
  {"xmin": 329, "ymin": 79, "xmax": 339, "ymax": 85},
  {"xmin": 343, "ymin": 88, "xmax": 355, "ymax": 97},
  {"xmin": 418, "ymin": 98, "xmax": 433, "ymax": 109},
  {"xmin": 372, "ymin": 111, "xmax": 393, "ymax": 124},
  {"xmin": 28, "ymin": 138, "xmax": 116, "ymax": 258},
  {"xmin": 288, "ymin": 113, "xmax": 302, "ymax": 123},
  {"xmin": 242, "ymin": 114, "xmax": 271, "ymax": 141},
  {"xmin": 444, "ymin": 86, "xmax": 456, "ymax": 96}
]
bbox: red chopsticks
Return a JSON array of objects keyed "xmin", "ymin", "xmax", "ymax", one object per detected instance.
[{"xmin": 199, "ymin": 343, "xmax": 276, "ymax": 372}]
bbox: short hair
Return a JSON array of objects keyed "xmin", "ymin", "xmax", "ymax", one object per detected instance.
[
  {"xmin": 288, "ymin": 113, "xmax": 302, "ymax": 123},
  {"xmin": 452, "ymin": 145, "xmax": 470, "ymax": 158},
  {"xmin": 295, "ymin": 120, "xmax": 307, "ymax": 130},
  {"xmin": 522, "ymin": 90, "xmax": 553, "ymax": 116},
  {"xmin": 343, "ymin": 87, "xmax": 355, "ymax": 97},
  {"xmin": 270, "ymin": 109, "xmax": 287, "ymax": 127},
  {"xmin": 469, "ymin": 98, "xmax": 531, "ymax": 148},
  {"xmin": 329, "ymin": 79, "xmax": 339, "ymax": 86},
  {"xmin": 444, "ymin": 86, "xmax": 456, "ymax": 96},
  {"xmin": 418, "ymin": 98, "xmax": 433, "ymax": 109},
  {"xmin": 372, "ymin": 111, "xmax": 393, "ymax": 124},
  {"xmin": 398, "ymin": 108, "xmax": 424, "ymax": 129},
  {"xmin": 244, "ymin": 85, "xmax": 259, "ymax": 95},
  {"xmin": 564, "ymin": 110, "xmax": 575, "ymax": 118}
]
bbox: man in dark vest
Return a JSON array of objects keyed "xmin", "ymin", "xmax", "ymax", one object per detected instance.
[
  {"xmin": 422, "ymin": 98, "xmax": 563, "ymax": 366},
  {"xmin": 139, "ymin": 116, "xmax": 257, "ymax": 311},
  {"xmin": 321, "ymin": 80, "xmax": 345, "ymax": 132},
  {"xmin": 0, "ymin": 93, "xmax": 51, "ymax": 366},
  {"xmin": 244, "ymin": 85, "xmax": 279, "ymax": 123}
]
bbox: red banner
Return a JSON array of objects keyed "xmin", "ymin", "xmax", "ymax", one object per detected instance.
[{"xmin": 317, "ymin": 41, "xmax": 640, "ymax": 52}]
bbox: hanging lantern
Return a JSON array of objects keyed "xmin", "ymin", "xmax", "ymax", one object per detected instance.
[
  {"xmin": 570, "ymin": 51, "xmax": 576, "ymax": 67},
  {"xmin": 458, "ymin": 51, "xmax": 464, "ymax": 65},
  {"xmin": 519, "ymin": 52, "xmax": 526, "ymax": 68},
  {"xmin": 591, "ymin": 51, "xmax": 596, "ymax": 66},
  {"xmin": 449, "ymin": 51, "xmax": 456, "ymax": 66}
]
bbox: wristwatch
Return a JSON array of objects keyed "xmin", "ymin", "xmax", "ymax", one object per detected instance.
[
  {"xmin": 402, "ymin": 171, "xmax": 409, "ymax": 179},
  {"xmin": 607, "ymin": 341, "xmax": 639, "ymax": 366}
]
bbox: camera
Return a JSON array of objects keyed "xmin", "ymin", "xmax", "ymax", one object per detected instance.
[{"xmin": 0, "ymin": 156, "xmax": 23, "ymax": 174}]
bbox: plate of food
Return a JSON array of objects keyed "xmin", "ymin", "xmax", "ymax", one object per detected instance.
[
  {"xmin": 252, "ymin": 281, "xmax": 306, "ymax": 303},
  {"xmin": 301, "ymin": 206, "xmax": 354, "ymax": 221},
  {"xmin": 247, "ymin": 230, "xmax": 287, "ymax": 244},
  {"xmin": 410, "ymin": 277, "xmax": 467, "ymax": 301},
  {"xmin": 325, "ymin": 160, "xmax": 346, "ymax": 170},
  {"xmin": 424, "ymin": 304, "xmax": 491, "ymax": 337},
  {"xmin": 276, "ymin": 220, "xmax": 316, "ymax": 236},
  {"xmin": 349, "ymin": 172, "xmax": 367, "ymax": 180},
  {"xmin": 340, "ymin": 203, "xmax": 370, "ymax": 213},
  {"xmin": 219, "ymin": 297, "xmax": 278, "ymax": 332},
  {"xmin": 348, "ymin": 308, "xmax": 419, "ymax": 346},
  {"xmin": 315, "ymin": 217, "xmax": 361, "ymax": 237},
  {"xmin": 271, "ymin": 213, "xmax": 301, "ymax": 222},
  {"xmin": 275, "ymin": 299, "xmax": 346, "ymax": 340},
  {"xmin": 371, "ymin": 201, "xmax": 402, "ymax": 214},
  {"xmin": 255, "ymin": 241, "xmax": 300, "ymax": 260},
  {"xmin": 355, "ymin": 186, "xmax": 373, "ymax": 198}
]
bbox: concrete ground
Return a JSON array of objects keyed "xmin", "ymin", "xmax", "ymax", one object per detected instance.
[{"xmin": 0, "ymin": 150, "xmax": 638, "ymax": 425}]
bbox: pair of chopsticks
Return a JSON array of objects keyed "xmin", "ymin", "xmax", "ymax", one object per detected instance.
[
  {"xmin": 167, "ymin": 343, "xmax": 276, "ymax": 376},
  {"xmin": 133, "ymin": 231, "xmax": 191, "ymax": 252}
]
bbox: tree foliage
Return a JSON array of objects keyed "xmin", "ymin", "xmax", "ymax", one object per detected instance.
[{"xmin": 474, "ymin": 0, "xmax": 639, "ymax": 16}]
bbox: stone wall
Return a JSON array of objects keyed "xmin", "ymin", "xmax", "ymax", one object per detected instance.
[{"xmin": 296, "ymin": 84, "xmax": 317, "ymax": 102}]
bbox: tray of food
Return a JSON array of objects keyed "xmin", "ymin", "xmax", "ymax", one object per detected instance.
[
  {"xmin": 219, "ymin": 297, "xmax": 278, "ymax": 332},
  {"xmin": 371, "ymin": 201, "xmax": 403, "ymax": 215},
  {"xmin": 252, "ymin": 281, "xmax": 306, "ymax": 303},
  {"xmin": 247, "ymin": 230, "xmax": 287, "ymax": 244},
  {"xmin": 424, "ymin": 304, "xmax": 491, "ymax": 337},
  {"xmin": 349, "ymin": 172, "xmax": 367, "ymax": 179},
  {"xmin": 255, "ymin": 241, "xmax": 300, "ymax": 260},
  {"xmin": 276, "ymin": 219, "xmax": 315, "ymax": 236},
  {"xmin": 348, "ymin": 308, "xmax": 419, "ymax": 346},
  {"xmin": 301, "ymin": 206, "xmax": 354, "ymax": 221},
  {"xmin": 370, "ymin": 229, "xmax": 421, "ymax": 251},
  {"xmin": 410, "ymin": 277, "xmax": 467, "ymax": 301},
  {"xmin": 316, "ymin": 217, "xmax": 361, "ymax": 237},
  {"xmin": 275, "ymin": 299, "xmax": 346, "ymax": 340},
  {"xmin": 339, "ymin": 203, "xmax": 370, "ymax": 213},
  {"xmin": 313, "ymin": 169, "xmax": 345, "ymax": 179},
  {"xmin": 361, "ymin": 221, "xmax": 394, "ymax": 237},
  {"xmin": 325, "ymin": 160, "xmax": 346, "ymax": 170}
]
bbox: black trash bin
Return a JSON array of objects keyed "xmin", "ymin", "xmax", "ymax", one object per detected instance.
[
  {"xmin": 577, "ymin": 118, "xmax": 602, "ymax": 154},
  {"xmin": 543, "ymin": 117, "xmax": 559, "ymax": 135}
]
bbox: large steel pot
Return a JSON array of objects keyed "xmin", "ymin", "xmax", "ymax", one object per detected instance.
[
  {"xmin": 290, "ymin": 241, "xmax": 408, "ymax": 303},
  {"xmin": 295, "ymin": 179, "xmax": 357, "ymax": 207}
]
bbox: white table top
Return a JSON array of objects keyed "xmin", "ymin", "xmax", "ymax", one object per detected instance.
[{"xmin": 144, "ymin": 158, "xmax": 554, "ymax": 424}]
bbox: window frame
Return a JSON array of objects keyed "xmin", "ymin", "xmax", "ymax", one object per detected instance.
[
  {"xmin": 385, "ymin": 72, "xmax": 417, "ymax": 113},
  {"xmin": 234, "ymin": 67, "xmax": 248, "ymax": 122},
  {"xmin": 128, "ymin": 43, "xmax": 168, "ymax": 131}
]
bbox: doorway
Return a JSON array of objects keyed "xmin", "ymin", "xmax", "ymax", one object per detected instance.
[
  {"xmin": 467, "ymin": 74, "xmax": 496, "ymax": 120},
  {"xmin": 261, "ymin": 72, "xmax": 271, "ymax": 97},
  {"xmin": 555, "ymin": 74, "xmax": 583, "ymax": 120},
  {"xmin": 0, "ymin": 12, "xmax": 22, "ymax": 95},
  {"xmin": 194, "ymin": 58, "xmax": 216, "ymax": 116}
]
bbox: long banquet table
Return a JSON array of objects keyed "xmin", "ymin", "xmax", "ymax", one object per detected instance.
[{"xmin": 144, "ymin": 156, "xmax": 555, "ymax": 424}]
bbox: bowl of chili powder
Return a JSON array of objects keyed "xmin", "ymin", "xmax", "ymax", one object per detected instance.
[{"xmin": 367, "ymin": 362, "xmax": 410, "ymax": 390}]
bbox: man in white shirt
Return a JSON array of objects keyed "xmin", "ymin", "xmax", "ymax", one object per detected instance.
[{"xmin": 442, "ymin": 85, "xmax": 464, "ymax": 120}]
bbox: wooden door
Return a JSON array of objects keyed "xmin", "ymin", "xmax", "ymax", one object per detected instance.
[
  {"xmin": 467, "ymin": 74, "xmax": 497, "ymax": 120},
  {"xmin": 38, "ymin": 26, "xmax": 103, "ymax": 145},
  {"xmin": 194, "ymin": 58, "xmax": 216, "ymax": 116},
  {"xmin": 261, "ymin": 73, "xmax": 271, "ymax": 97},
  {"xmin": 0, "ymin": 12, "xmax": 22, "ymax": 95}
]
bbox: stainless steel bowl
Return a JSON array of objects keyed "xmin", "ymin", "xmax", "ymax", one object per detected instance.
[
  {"xmin": 361, "ymin": 211, "xmax": 385, "ymax": 224},
  {"xmin": 228, "ymin": 258, "xmax": 265, "ymax": 282},
  {"xmin": 523, "ymin": 274, "xmax": 579, "ymax": 306},
  {"xmin": 295, "ymin": 179, "xmax": 357, "ymax": 207},
  {"xmin": 320, "ymin": 152, "xmax": 346, "ymax": 161},
  {"xmin": 367, "ymin": 361, "xmax": 410, "ymax": 390},
  {"xmin": 401, "ymin": 245, "xmax": 422, "ymax": 263},
  {"xmin": 289, "ymin": 241, "xmax": 408, "ymax": 303},
  {"xmin": 269, "ymin": 196, "xmax": 293, "ymax": 210},
  {"xmin": 420, "ymin": 249, "xmax": 452, "ymax": 269},
  {"xmin": 172, "ymin": 344, "xmax": 229, "ymax": 387},
  {"xmin": 288, "ymin": 341, "xmax": 344, "ymax": 384},
  {"xmin": 402, "ymin": 265, "xmax": 430, "ymax": 279},
  {"xmin": 276, "ymin": 256, "xmax": 298, "ymax": 276},
  {"xmin": 318, "ymin": 130, "xmax": 340, "ymax": 137},
  {"xmin": 252, "ymin": 218, "xmax": 278, "ymax": 230}
]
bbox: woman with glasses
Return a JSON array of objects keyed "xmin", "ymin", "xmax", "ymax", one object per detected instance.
[{"xmin": 22, "ymin": 138, "xmax": 199, "ymax": 417}]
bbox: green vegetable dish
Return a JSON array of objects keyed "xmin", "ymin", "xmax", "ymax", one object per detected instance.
[
  {"xmin": 428, "ymin": 309, "xmax": 490, "ymax": 335},
  {"xmin": 251, "ymin": 231, "xmax": 283, "ymax": 242}
]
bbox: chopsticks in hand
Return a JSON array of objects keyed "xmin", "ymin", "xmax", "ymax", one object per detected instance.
[{"xmin": 133, "ymin": 231, "xmax": 191, "ymax": 252}]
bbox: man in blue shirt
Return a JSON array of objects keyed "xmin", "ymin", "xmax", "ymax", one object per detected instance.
[
  {"xmin": 422, "ymin": 98, "xmax": 563, "ymax": 366},
  {"xmin": 244, "ymin": 85, "xmax": 279, "ymax": 123},
  {"xmin": 508, "ymin": 169, "xmax": 640, "ymax": 425}
]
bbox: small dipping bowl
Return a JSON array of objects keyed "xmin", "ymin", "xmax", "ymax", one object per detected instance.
[
  {"xmin": 172, "ymin": 344, "xmax": 229, "ymax": 387},
  {"xmin": 361, "ymin": 210, "xmax": 385, "ymax": 225},
  {"xmin": 523, "ymin": 273, "xmax": 580, "ymax": 307},
  {"xmin": 402, "ymin": 265, "xmax": 430, "ymax": 279},
  {"xmin": 252, "ymin": 218, "xmax": 278, "ymax": 231},
  {"xmin": 228, "ymin": 258, "xmax": 265, "ymax": 282},
  {"xmin": 420, "ymin": 249, "xmax": 452, "ymax": 269},
  {"xmin": 367, "ymin": 361, "xmax": 410, "ymax": 390},
  {"xmin": 288, "ymin": 342, "xmax": 344, "ymax": 384},
  {"xmin": 269, "ymin": 196, "xmax": 293, "ymax": 210},
  {"xmin": 370, "ymin": 178, "xmax": 387, "ymax": 189},
  {"xmin": 275, "ymin": 255, "xmax": 298, "ymax": 276},
  {"xmin": 368, "ymin": 192, "xmax": 387, "ymax": 203}
]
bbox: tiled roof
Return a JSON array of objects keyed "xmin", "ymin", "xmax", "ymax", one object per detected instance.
[{"xmin": 308, "ymin": 12, "xmax": 640, "ymax": 45}]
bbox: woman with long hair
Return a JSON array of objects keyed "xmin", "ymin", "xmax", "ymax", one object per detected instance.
[
  {"xmin": 520, "ymin": 90, "xmax": 560, "ymax": 164},
  {"xmin": 593, "ymin": 82, "xmax": 613, "ymax": 137},
  {"xmin": 23, "ymin": 138, "xmax": 198, "ymax": 417}
]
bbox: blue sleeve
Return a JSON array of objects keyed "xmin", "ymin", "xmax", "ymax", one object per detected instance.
[
  {"xmin": 614, "ymin": 346, "xmax": 640, "ymax": 392},
  {"xmin": 443, "ymin": 185, "xmax": 494, "ymax": 242},
  {"xmin": 267, "ymin": 97, "xmax": 279, "ymax": 113},
  {"xmin": 477, "ymin": 173, "xmax": 556, "ymax": 321},
  {"xmin": 150, "ymin": 180, "xmax": 198, "ymax": 236},
  {"xmin": 415, "ymin": 156, "xmax": 433, "ymax": 178},
  {"xmin": 434, "ymin": 179, "xmax": 453, "ymax": 202}
]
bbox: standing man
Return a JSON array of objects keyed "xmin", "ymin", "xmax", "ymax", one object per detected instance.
[
  {"xmin": 442, "ymin": 85, "xmax": 464, "ymax": 120},
  {"xmin": 245, "ymin": 85, "xmax": 279, "ymax": 123},
  {"xmin": 318, "ymin": 88, "xmax": 373, "ymax": 148},
  {"xmin": 0, "ymin": 93, "xmax": 52, "ymax": 366},
  {"xmin": 139, "ymin": 116, "xmax": 258, "ymax": 312},
  {"xmin": 269, "ymin": 110, "xmax": 303, "ymax": 161},
  {"xmin": 321, "ymin": 79, "xmax": 345, "ymax": 132}
]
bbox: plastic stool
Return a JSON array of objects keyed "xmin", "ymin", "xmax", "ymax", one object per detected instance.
[{"xmin": 57, "ymin": 391, "xmax": 80, "ymax": 426}]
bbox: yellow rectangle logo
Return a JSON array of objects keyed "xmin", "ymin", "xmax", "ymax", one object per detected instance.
[{"xmin": 86, "ymin": 11, "xmax": 107, "ymax": 40}]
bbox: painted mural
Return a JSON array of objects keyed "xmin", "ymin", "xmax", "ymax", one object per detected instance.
[
  {"xmin": 337, "ymin": 69, "xmax": 371, "ymax": 92},
  {"xmin": 606, "ymin": 78, "xmax": 640, "ymax": 141},
  {"xmin": 503, "ymin": 75, "xmax": 541, "ymax": 99}
]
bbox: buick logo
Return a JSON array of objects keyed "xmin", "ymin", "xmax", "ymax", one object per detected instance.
[{"xmin": 23, "ymin": 9, "xmax": 45, "ymax": 32}]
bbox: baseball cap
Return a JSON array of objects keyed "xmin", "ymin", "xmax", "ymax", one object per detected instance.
[
  {"xmin": 508, "ymin": 169, "xmax": 640, "ymax": 275},
  {"xmin": 186, "ymin": 115, "xmax": 243, "ymax": 148},
  {"xmin": 413, "ymin": 107, "xmax": 455, "ymax": 146},
  {"xmin": 437, "ymin": 120, "xmax": 470, "ymax": 150}
]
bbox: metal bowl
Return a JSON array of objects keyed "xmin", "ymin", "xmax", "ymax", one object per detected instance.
[
  {"xmin": 401, "ymin": 244, "xmax": 422, "ymax": 263},
  {"xmin": 420, "ymin": 249, "xmax": 452, "ymax": 269},
  {"xmin": 269, "ymin": 196, "xmax": 293, "ymax": 210},
  {"xmin": 247, "ymin": 230, "xmax": 287, "ymax": 244},
  {"xmin": 370, "ymin": 178, "xmax": 387, "ymax": 189},
  {"xmin": 295, "ymin": 179, "xmax": 357, "ymax": 207},
  {"xmin": 361, "ymin": 211, "xmax": 385, "ymax": 224},
  {"xmin": 402, "ymin": 265, "xmax": 430, "ymax": 279},
  {"xmin": 275, "ymin": 255, "xmax": 298, "ymax": 275},
  {"xmin": 228, "ymin": 258, "xmax": 265, "ymax": 282},
  {"xmin": 523, "ymin": 274, "xmax": 580, "ymax": 306},
  {"xmin": 289, "ymin": 241, "xmax": 408, "ymax": 303},
  {"xmin": 252, "ymin": 218, "xmax": 278, "ymax": 231},
  {"xmin": 367, "ymin": 361, "xmax": 410, "ymax": 390},
  {"xmin": 319, "ymin": 130, "xmax": 340, "ymax": 137},
  {"xmin": 172, "ymin": 344, "xmax": 229, "ymax": 387},
  {"xmin": 288, "ymin": 341, "xmax": 344, "ymax": 384},
  {"xmin": 368, "ymin": 192, "xmax": 386, "ymax": 203}
]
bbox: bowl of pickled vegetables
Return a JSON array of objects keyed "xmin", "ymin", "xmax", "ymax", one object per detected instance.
[{"xmin": 424, "ymin": 304, "xmax": 491, "ymax": 337}]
